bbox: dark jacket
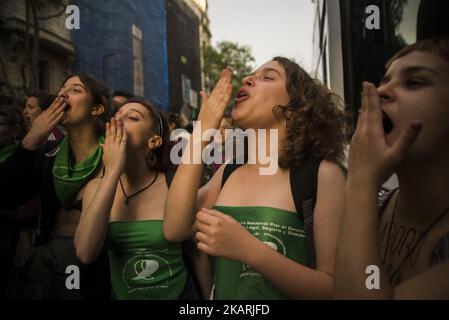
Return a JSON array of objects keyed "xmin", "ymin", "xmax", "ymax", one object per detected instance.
[
  {"xmin": 0, "ymin": 141, "xmax": 61, "ymax": 245},
  {"xmin": 0, "ymin": 141, "xmax": 111, "ymax": 300}
]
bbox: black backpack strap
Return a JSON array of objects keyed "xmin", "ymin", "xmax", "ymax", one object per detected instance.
[
  {"xmin": 221, "ymin": 163, "xmax": 244, "ymax": 189},
  {"xmin": 290, "ymin": 156, "xmax": 322, "ymax": 269},
  {"xmin": 164, "ymin": 168, "xmax": 199, "ymax": 298},
  {"xmin": 164, "ymin": 170, "xmax": 175, "ymax": 188}
]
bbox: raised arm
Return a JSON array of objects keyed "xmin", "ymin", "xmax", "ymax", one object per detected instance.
[
  {"xmin": 333, "ymin": 83, "xmax": 422, "ymax": 299},
  {"xmin": 74, "ymin": 118, "xmax": 126, "ymax": 264},
  {"xmin": 163, "ymin": 69, "xmax": 233, "ymax": 243}
]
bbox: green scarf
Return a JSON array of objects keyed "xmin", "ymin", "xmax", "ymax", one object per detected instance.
[
  {"xmin": 0, "ymin": 143, "xmax": 19, "ymax": 165},
  {"xmin": 53, "ymin": 136, "xmax": 104, "ymax": 208}
]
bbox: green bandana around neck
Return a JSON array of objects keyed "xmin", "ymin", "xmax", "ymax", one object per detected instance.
[
  {"xmin": 53, "ymin": 136, "xmax": 104, "ymax": 208},
  {"xmin": 0, "ymin": 143, "xmax": 19, "ymax": 165}
]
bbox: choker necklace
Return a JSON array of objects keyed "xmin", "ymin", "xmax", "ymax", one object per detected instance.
[{"xmin": 119, "ymin": 172, "xmax": 159, "ymax": 206}]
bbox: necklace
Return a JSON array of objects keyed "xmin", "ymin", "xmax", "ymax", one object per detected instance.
[
  {"xmin": 383, "ymin": 191, "xmax": 449, "ymax": 282},
  {"xmin": 119, "ymin": 172, "xmax": 159, "ymax": 206}
]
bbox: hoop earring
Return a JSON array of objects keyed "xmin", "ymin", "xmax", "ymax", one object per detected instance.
[{"xmin": 146, "ymin": 149, "xmax": 157, "ymax": 169}]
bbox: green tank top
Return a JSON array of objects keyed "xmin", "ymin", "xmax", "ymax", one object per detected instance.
[
  {"xmin": 105, "ymin": 220, "xmax": 187, "ymax": 300},
  {"xmin": 213, "ymin": 206, "xmax": 308, "ymax": 300}
]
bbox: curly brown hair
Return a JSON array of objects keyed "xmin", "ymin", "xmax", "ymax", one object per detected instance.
[{"xmin": 272, "ymin": 57, "xmax": 347, "ymax": 168}]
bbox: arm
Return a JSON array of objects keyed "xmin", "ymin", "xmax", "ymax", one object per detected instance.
[
  {"xmin": 196, "ymin": 160, "xmax": 346, "ymax": 299},
  {"xmin": 192, "ymin": 246, "xmax": 214, "ymax": 299},
  {"xmin": 0, "ymin": 96, "xmax": 67, "ymax": 210},
  {"xmin": 163, "ymin": 69, "xmax": 233, "ymax": 242},
  {"xmin": 74, "ymin": 118, "xmax": 126, "ymax": 264},
  {"xmin": 333, "ymin": 83, "xmax": 422, "ymax": 299}
]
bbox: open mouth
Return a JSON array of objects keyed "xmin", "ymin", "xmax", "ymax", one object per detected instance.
[
  {"xmin": 382, "ymin": 111, "xmax": 394, "ymax": 135},
  {"xmin": 235, "ymin": 89, "xmax": 249, "ymax": 104},
  {"xmin": 63, "ymin": 100, "xmax": 71, "ymax": 112}
]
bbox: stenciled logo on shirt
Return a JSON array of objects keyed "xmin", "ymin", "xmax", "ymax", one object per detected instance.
[
  {"xmin": 241, "ymin": 232, "xmax": 287, "ymax": 277},
  {"xmin": 122, "ymin": 249, "xmax": 173, "ymax": 293}
]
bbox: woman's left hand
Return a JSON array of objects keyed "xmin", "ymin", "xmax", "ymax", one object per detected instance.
[{"xmin": 195, "ymin": 208, "xmax": 257, "ymax": 262}]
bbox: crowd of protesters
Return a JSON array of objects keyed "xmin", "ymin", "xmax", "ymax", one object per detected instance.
[{"xmin": 0, "ymin": 36, "xmax": 448, "ymax": 300}]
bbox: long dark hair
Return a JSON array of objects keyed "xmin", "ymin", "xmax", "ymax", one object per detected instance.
[
  {"xmin": 61, "ymin": 73, "xmax": 113, "ymax": 135},
  {"xmin": 123, "ymin": 98, "xmax": 172, "ymax": 173}
]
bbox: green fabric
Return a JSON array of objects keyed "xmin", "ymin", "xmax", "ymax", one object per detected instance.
[
  {"xmin": 106, "ymin": 220, "xmax": 187, "ymax": 300},
  {"xmin": 52, "ymin": 136, "xmax": 103, "ymax": 207},
  {"xmin": 0, "ymin": 143, "xmax": 18, "ymax": 165},
  {"xmin": 213, "ymin": 206, "xmax": 308, "ymax": 300}
]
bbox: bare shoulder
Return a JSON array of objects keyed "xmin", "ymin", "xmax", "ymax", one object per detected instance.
[
  {"xmin": 318, "ymin": 160, "xmax": 346, "ymax": 182},
  {"xmin": 198, "ymin": 164, "xmax": 226, "ymax": 209}
]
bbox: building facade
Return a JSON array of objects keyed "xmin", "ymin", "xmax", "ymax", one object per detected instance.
[
  {"xmin": 312, "ymin": 0, "xmax": 422, "ymax": 190},
  {"xmin": 0, "ymin": 0, "xmax": 74, "ymax": 105},
  {"xmin": 166, "ymin": 0, "xmax": 210, "ymax": 118},
  {"xmin": 312, "ymin": 0, "xmax": 421, "ymax": 121},
  {"xmin": 71, "ymin": 0, "xmax": 169, "ymax": 110},
  {"xmin": 1, "ymin": 0, "xmax": 210, "ymax": 114}
]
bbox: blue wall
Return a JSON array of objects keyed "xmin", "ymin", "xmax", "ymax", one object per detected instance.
[{"xmin": 71, "ymin": 0, "xmax": 169, "ymax": 110}]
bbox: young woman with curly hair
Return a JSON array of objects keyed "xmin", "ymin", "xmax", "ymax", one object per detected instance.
[{"xmin": 163, "ymin": 57, "xmax": 348, "ymax": 299}]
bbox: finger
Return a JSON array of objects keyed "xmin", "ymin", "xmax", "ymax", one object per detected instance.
[
  {"xmin": 49, "ymin": 111, "xmax": 65, "ymax": 127},
  {"xmin": 195, "ymin": 231, "xmax": 209, "ymax": 244},
  {"xmin": 115, "ymin": 120, "xmax": 123, "ymax": 144},
  {"xmin": 51, "ymin": 97, "xmax": 66, "ymax": 116},
  {"xmin": 203, "ymin": 208, "xmax": 228, "ymax": 220},
  {"xmin": 215, "ymin": 69, "xmax": 227, "ymax": 88},
  {"xmin": 212, "ymin": 69, "xmax": 229, "ymax": 94},
  {"xmin": 196, "ymin": 210, "xmax": 219, "ymax": 225},
  {"xmin": 196, "ymin": 221, "xmax": 213, "ymax": 234},
  {"xmin": 365, "ymin": 82, "xmax": 383, "ymax": 131},
  {"xmin": 224, "ymin": 67, "xmax": 233, "ymax": 83},
  {"xmin": 120, "ymin": 128, "xmax": 127, "ymax": 147},
  {"xmin": 220, "ymin": 83, "xmax": 233, "ymax": 107},
  {"xmin": 47, "ymin": 96, "xmax": 63, "ymax": 113},
  {"xmin": 197, "ymin": 242, "xmax": 212, "ymax": 255},
  {"xmin": 357, "ymin": 84, "xmax": 369, "ymax": 129},
  {"xmin": 105, "ymin": 122, "xmax": 110, "ymax": 141},
  {"xmin": 110, "ymin": 117, "xmax": 117, "ymax": 138},
  {"xmin": 361, "ymin": 82, "xmax": 369, "ymax": 112},
  {"xmin": 48, "ymin": 103, "xmax": 66, "ymax": 121},
  {"xmin": 200, "ymin": 91, "xmax": 208, "ymax": 107},
  {"xmin": 389, "ymin": 121, "xmax": 422, "ymax": 162}
]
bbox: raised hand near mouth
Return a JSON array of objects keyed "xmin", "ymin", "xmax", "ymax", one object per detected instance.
[
  {"xmin": 22, "ymin": 96, "xmax": 68, "ymax": 150},
  {"xmin": 347, "ymin": 82, "xmax": 422, "ymax": 188},
  {"xmin": 197, "ymin": 67, "xmax": 233, "ymax": 131},
  {"xmin": 101, "ymin": 117, "xmax": 127, "ymax": 178}
]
